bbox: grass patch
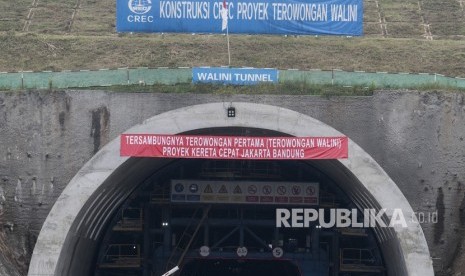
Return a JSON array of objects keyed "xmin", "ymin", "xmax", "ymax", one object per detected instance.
[
  {"xmin": 70, "ymin": 79, "xmax": 465, "ymax": 95},
  {"xmin": 2, "ymin": 33, "xmax": 465, "ymax": 78},
  {"xmin": 409, "ymin": 82, "xmax": 465, "ymax": 92},
  {"xmin": 3, "ymin": 0, "xmax": 465, "ymax": 77},
  {"xmin": 4, "ymin": 79, "xmax": 464, "ymax": 94},
  {"xmin": 81, "ymin": 82, "xmax": 376, "ymax": 96}
]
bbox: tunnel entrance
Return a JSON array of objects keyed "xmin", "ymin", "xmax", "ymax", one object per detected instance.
[
  {"xmin": 28, "ymin": 102, "xmax": 433, "ymax": 276},
  {"xmin": 94, "ymin": 156, "xmax": 385, "ymax": 276}
]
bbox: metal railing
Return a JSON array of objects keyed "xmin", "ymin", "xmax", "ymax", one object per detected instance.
[
  {"xmin": 339, "ymin": 248, "xmax": 384, "ymax": 273},
  {"xmin": 99, "ymin": 244, "xmax": 142, "ymax": 268},
  {"xmin": 113, "ymin": 208, "xmax": 143, "ymax": 231}
]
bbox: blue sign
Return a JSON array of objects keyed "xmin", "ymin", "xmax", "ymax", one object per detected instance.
[
  {"xmin": 193, "ymin": 67, "xmax": 278, "ymax": 85},
  {"xmin": 117, "ymin": 0, "xmax": 363, "ymax": 36}
]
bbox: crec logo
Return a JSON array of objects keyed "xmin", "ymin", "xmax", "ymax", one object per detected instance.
[{"xmin": 128, "ymin": 0, "xmax": 152, "ymax": 14}]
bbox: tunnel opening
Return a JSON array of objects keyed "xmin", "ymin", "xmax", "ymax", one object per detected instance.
[
  {"xmin": 92, "ymin": 127, "xmax": 386, "ymax": 276},
  {"xmin": 30, "ymin": 103, "xmax": 433, "ymax": 276}
]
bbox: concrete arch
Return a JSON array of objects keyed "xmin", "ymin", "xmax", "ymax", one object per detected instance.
[{"xmin": 28, "ymin": 102, "xmax": 434, "ymax": 276}]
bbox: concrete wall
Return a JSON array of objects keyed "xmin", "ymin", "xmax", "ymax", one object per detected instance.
[{"xmin": 0, "ymin": 90, "xmax": 464, "ymax": 275}]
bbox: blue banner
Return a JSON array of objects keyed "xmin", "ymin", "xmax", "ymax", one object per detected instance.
[
  {"xmin": 117, "ymin": 0, "xmax": 363, "ymax": 35},
  {"xmin": 192, "ymin": 67, "xmax": 279, "ymax": 85}
]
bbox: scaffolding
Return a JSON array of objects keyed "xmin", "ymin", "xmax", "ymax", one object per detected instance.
[
  {"xmin": 113, "ymin": 208, "xmax": 143, "ymax": 232},
  {"xmin": 338, "ymin": 228, "xmax": 368, "ymax": 237},
  {"xmin": 166, "ymin": 205, "xmax": 212, "ymax": 270},
  {"xmin": 339, "ymin": 248, "xmax": 384, "ymax": 273},
  {"xmin": 319, "ymin": 191, "xmax": 339, "ymax": 208},
  {"xmin": 99, "ymin": 244, "xmax": 142, "ymax": 269}
]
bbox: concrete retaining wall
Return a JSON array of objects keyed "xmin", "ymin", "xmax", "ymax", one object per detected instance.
[{"xmin": 0, "ymin": 90, "xmax": 464, "ymax": 275}]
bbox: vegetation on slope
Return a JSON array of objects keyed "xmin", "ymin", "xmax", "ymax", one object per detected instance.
[{"xmin": 2, "ymin": 32, "xmax": 465, "ymax": 78}]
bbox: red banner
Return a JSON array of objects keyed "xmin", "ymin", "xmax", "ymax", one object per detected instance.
[{"xmin": 120, "ymin": 134, "xmax": 348, "ymax": 160}]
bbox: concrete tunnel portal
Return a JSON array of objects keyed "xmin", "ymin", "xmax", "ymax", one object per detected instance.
[{"xmin": 27, "ymin": 102, "xmax": 434, "ymax": 276}]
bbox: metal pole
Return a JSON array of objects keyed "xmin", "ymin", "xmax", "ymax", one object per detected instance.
[
  {"xmin": 226, "ymin": 26, "xmax": 231, "ymax": 66},
  {"xmin": 331, "ymin": 69, "xmax": 334, "ymax": 85},
  {"xmin": 161, "ymin": 266, "xmax": 179, "ymax": 276}
]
